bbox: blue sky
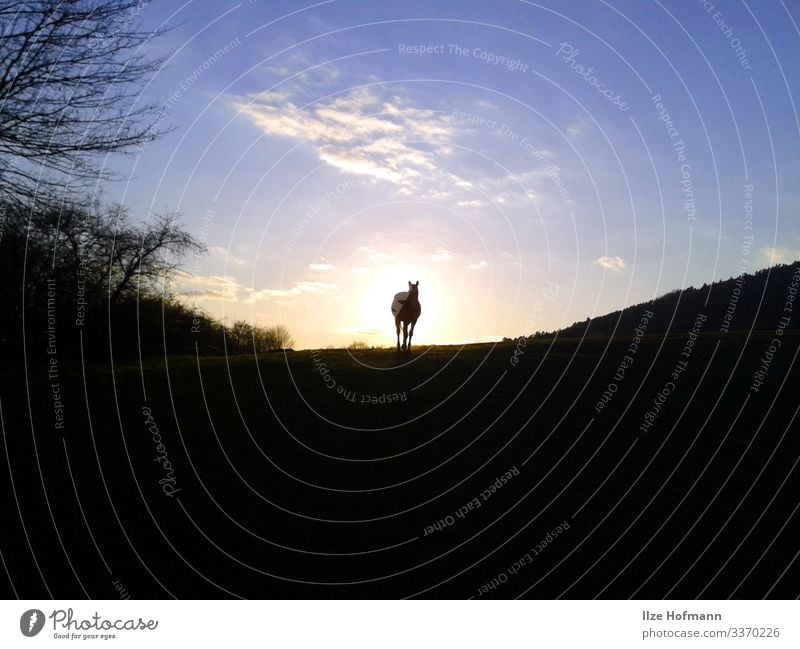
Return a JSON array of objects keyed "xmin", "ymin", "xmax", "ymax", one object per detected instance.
[{"xmin": 110, "ymin": 0, "xmax": 800, "ymax": 348}]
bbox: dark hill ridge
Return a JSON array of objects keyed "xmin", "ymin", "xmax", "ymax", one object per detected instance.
[{"xmin": 536, "ymin": 261, "xmax": 800, "ymax": 339}]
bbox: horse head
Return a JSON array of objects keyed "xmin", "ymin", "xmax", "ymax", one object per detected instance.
[{"xmin": 406, "ymin": 280, "xmax": 419, "ymax": 303}]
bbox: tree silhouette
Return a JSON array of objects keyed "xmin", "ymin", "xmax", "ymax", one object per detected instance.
[
  {"xmin": 0, "ymin": 2, "xmax": 296, "ymax": 360},
  {"xmin": 0, "ymin": 197, "xmax": 203, "ymax": 351},
  {"xmin": 0, "ymin": 0, "xmax": 167, "ymax": 203},
  {"xmin": 528, "ymin": 262, "xmax": 800, "ymax": 339}
]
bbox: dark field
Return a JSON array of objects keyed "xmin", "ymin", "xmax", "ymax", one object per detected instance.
[{"xmin": 1, "ymin": 331, "xmax": 798, "ymax": 599}]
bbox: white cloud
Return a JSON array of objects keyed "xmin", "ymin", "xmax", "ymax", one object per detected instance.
[
  {"xmin": 174, "ymin": 271, "xmax": 339, "ymax": 306},
  {"xmin": 596, "ymin": 256, "xmax": 627, "ymax": 271},
  {"xmin": 430, "ymin": 248, "xmax": 453, "ymax": 262},
  {"xmin": 567, "ymin": 124, "xmax": 582, "ymax": 138},
  {"xmin": 500, "ymin": 251, "xmax": 522, "ymax": 268},
  {"xmin": 477, "ymin": 169, "xmax": 551, "ymax": 207},
  {"xmin": 357, "ymin": 245, "xmax": 394, "ymax": 263},
  {"xmin": 455, "ymin": 335, "xmax": 504, "ymax": 344},
  {"xmin": 308, "ymin": 262, "xmax": 335, "ymax": 272},
  {"xmin": 758, "ymin": 246, "xmax": 800, "ymax": 266},
  {"xmin": 566, "ymin": 117, "xmax": 588, "ymax": 139},
  {"xmin": 175, "ymin": 273, "xmax": 244, "ymax": 301},
  {"xmin": 206, "ymin": 246, "xmax": 248, "ymax": 267},
  {"xmin": 352, "ymin": 328, "xmax": 384, "ymax": 336},
  {"xmin": 232, "ymin": 86, "xmax": 469, "ymax": 197},
  {"xmin": 232, "ymin": 86, "xmax": 580, "ymax": 211},
  {"xmin": 467, "ymin": 260, "xmax": 488, "ymax": 271},
  {"xmin": 233, "ymin": 86, "xmax": 577, "ymax": 209},
  {"xmin": 245, "ymin": 281, "xmax": 338, "ymax": 303}
]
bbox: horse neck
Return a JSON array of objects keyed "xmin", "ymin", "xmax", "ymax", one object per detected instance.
[{"xmin": 406, "ymin": 290, "xmax": 418, "ymax": 305}]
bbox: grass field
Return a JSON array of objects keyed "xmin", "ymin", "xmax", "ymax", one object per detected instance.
[{"xmin": 1, "ymin": 331, "xmax": 798, "ymax": 598}]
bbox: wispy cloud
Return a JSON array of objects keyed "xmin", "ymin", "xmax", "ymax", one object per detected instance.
[
  {"xmin": 456, "ymin": 335, "xmax": 504, "ymax": 344},
  {"xmin": 207, "ymin": 245, "xmax": 248, "ymax": 267},
  {"xmin": 233, "ymin": 85, "xmax": 574, "ymax": 210},
  {"xmin": 233, "ymin": 86, "xmax": 458, "ymax": 195},
  {"xmin": 566, "ymin": 116, "xmax": 588, "ymax": 138},
  {"xmin": 245, "ymin": 281, "xmax": 338, "ymax": 303},
  {"xmin": 430, "ymin": 248, "xmax": 453, "ymax": 262},
  {"xmin": 757, "ymin": 246, "xmax": 800, "ymax": 266},
  {"xmin": 175, "ymin": 273, "xmax": 244, "ymax": 300},
  {"xmin": 175, "ymin": 272, "xmax": 338, "ymax": 306},
  {"xmin": 499, "ymin": 251, "xmax": 522, "ymax": 268},
  {"xmin": 308, "ymin": 262, "xmax": 335, "ymax": 271},
  {"xmin": 357, "ymin": 244, "xmax": 395, "ymax": 262},
  {"xmin": 467, "ymin": 260, "xmax": 488, "ymax": 271},
  {"xmin": 477, "ymin": 170, "xmax": 548, "ymax": 207},
  {"xmin": 596, "ymin": 255, "xmax": 626, "ymax": 271}
]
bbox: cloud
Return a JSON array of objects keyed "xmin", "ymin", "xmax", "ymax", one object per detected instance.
[
  {"xmin": 467, "ymin": 260, "xmax": 488, "ymax": 271},
  {"xmin": 566, "ymin": 117, "xmax": 588, "ymax": 138},
  {"xmin": 262, "ymin": 49, "xmax": 341, "ymax": 88},
  {"xmin": 232, "ymin": 86, "xmax": 466, "ymax": 197},
  {"xmin": 245, "ymin": 281, "xmax": 338, "ymax": 303},
  {"xmin": 500, "ymin": 251, "xmax": 522, "ymax": 268},
  {"xmin": 477, "ymin": 169, "xmax": 549, "ymax": 207},
  {"xmin": 308, "ymin": 262, "xmax": 335, "ymax": 271},
  {"xmin": 233, "ymin": 86, "xmax": 582, "ymax": 211},
  {"xmin": 430, "ymin": 248, "xmax": 453, "ymax": 262},
  {"xmin": 353, "ymin": 328, "xmax": 384, "ymax": 336},
  {"xmin": 455, "ymin": 335, "xmax": 504, "ymax": 344},
  {"xmin": 174, "ymin": 272, "xmax": 338, "ymax": 306},
  {"xmin": 233, "ymin": 87, "xmax": 575, "ymax": 208},
  {"xmin": 567, "ymin": 124, "xmax": 583, "ymax": 138},
  {"xmin": 207, "ymin": 245, "xmax": 247, "ymax": 267},
  {"xmin": 175, "ymin": 273, "xmax": 244, "ymax": 300},
  {"xmin": 357, "ymin": 245, "xmax": 395, "ymax": 263},
  {"xmin": 233, "ymin": 88, "xmax": 452, "ymax": 187},
  {"xmin": 596, "ymin": 256, "xmax": 627, "ymax": 271},
  {"xmin": 758, "ymin": 246, "xmax": 800, "ymax": 266}
]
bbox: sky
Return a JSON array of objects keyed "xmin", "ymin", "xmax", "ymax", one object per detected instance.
[{"xmin": 108, "ymin": 0, "xmax": 800, "ymax": 349}]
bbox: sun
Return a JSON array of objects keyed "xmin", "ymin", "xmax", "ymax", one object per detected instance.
[{"xmin": 355, "ymin": 265, "xmax": 446, "ymax": 345}]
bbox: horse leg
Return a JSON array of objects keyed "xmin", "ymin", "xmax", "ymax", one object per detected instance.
[
  {"xmin": 408, "ymin": 319, "xmax": 416, "ymax": 351},
  {"xmin": 395, "ymin": 316, "xmax": 401, "ymax": 351},
  {"xmin": 402, "ymin": 322, "xmax": 409, "ymax": 350}
]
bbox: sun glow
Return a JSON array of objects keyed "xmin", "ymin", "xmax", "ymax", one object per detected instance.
[
  {"xmin": 296, "ymin": 239, "xmax": 501, "ymax": 349},
  {"xmin": 354, "ymin": 265, "xmax": 449, "ymax": 346}
]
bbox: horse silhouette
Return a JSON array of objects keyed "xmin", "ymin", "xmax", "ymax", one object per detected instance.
[{"xmin": 391, "ymin": 281, "xmax": 421, "ymax": 351}]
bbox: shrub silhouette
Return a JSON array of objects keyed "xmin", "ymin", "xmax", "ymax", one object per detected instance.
[{"xmin": 0, "ymin": 196, "xmax": 292, "ymax": 360}]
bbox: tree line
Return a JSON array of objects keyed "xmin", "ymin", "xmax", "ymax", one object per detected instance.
[
  {"xmin": 508, "ymin": 261, "xmax": 800, "ymax": 341},
  {"xmin": 0, "ymin": 1, "xmax": 292, "ymax": 361},
  {"xmin": 0, "ymin": 195, "xmax": 294, "ymax": 359}
]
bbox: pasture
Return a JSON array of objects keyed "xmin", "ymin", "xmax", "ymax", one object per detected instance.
[{"xmin": 1, "ymin": 331, "xmax": 797, "ymax": 598}]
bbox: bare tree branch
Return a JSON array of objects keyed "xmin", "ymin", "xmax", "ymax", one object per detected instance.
[{"xmin": 0, "ymin": 0, "xmax": 168, "ymax": 204}]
